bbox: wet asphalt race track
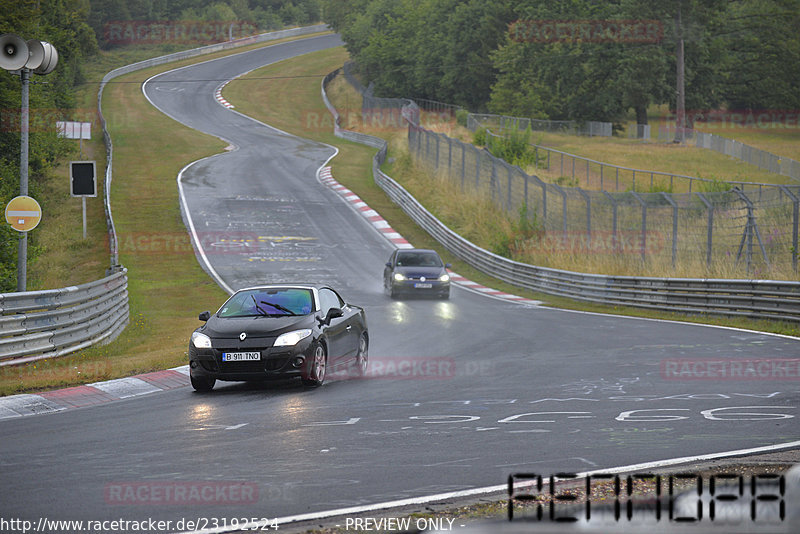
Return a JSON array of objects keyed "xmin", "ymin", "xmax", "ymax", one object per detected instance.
[{"xmin": 2, "ymin": 34, "xmax": 799, "ymax": 529}]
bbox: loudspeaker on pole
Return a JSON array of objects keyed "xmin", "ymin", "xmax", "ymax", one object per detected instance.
[
  {"xmin": 27, "ymin": 40, "xmax": 58, "ymax": 74},
  {"xmin": 0, "ymin": 33, "xmax": 29, "ymax": 71}
]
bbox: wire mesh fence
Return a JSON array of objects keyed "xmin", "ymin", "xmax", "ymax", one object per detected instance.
[
  {"xmin": 657, "ymin": 127, "xmax": 800, "ymax": 182},
  {"xmin": 408, "ymin": 124, "xmax": 800, "ymax": 277},
  {"xmin": 469, "ymin": 115, "xmax": 785, "ymax": 195},
  {"xmin": 467, "ymin": 113, "xmax": 612, "ymax": 137}
]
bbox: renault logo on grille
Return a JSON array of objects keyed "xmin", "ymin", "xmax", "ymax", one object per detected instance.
[{"xmin": 239, "ymin": 332, "xmax": 247, "ymax": 341}]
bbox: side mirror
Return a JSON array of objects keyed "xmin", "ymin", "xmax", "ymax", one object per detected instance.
[
  {"xmin": 385, "ymin": 262, "xmax": 392, "ymax": 268},
  {"xmin": 198, "ymin": 311, "xmax": 211, "ymax": 322},
  {"xmin": 317, "ymin": 307, "xmax": 343, "ymax": 326},
  {"xmin": 445, "ymin": 263, "xmax": 452, "ymax": 269}
]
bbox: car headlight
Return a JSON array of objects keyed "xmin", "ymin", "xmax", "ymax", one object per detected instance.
[
  {"xmin": 393, "ymin": 272, "xmax": 406, "ymax": 281},
  {"xmin": 274, "ymin": 329, "xmax": 312, "ymax": 347},
  {"xmin": 439, "ymin": 273, "xmax": 450, "ymax": 282},
  {"xmin": 191, "ymin": 331, "xmax": 212, "ymax": 349}
]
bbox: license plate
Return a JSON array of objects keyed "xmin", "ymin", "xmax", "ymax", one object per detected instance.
[
  {"xmin": 222, "ymin": 352, "xmax": 261, "ymax": 362},
  {"xmin": 414, "ymin": 283, "xmax": 433, "ymax": 288}
]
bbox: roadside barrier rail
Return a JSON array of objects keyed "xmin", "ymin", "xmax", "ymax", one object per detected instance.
[
  {"xmin": 0, "ymin": 26, "xmax": 330, "ymax": 366},
  {"xmin": 0, "ymin": 270, "xmax": 129, "ymax": 365},
  {"xmin": 322, "ymin": 69, "xmax": 800, "ymax": 323}
]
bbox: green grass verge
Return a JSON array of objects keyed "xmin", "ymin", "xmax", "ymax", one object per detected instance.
[
  {"xmin": 223, "ymin": 49, "xmax": 799, "ymax": 338},
  {"xmin": 3, "ymin": 35, "xmax": 796, "ymax": 397},
  {"xmin": 0, "ymin": 31, "xmax": 332, "ymax": 397}
]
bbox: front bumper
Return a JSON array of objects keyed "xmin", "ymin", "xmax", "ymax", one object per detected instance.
[
  {"xmin": 392, "ymin": 279, "xmax": 450, "ymax": 296},
  {"xmin": 189, "ymin": 338, "xmax": 314, "ymax": 382}
]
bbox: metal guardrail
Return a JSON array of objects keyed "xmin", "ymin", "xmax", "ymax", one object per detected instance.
[
  {"xmin": 0, "ymin": 26, "xmax": 330, "ymax": 366},
  {"xmin": 322, "ymin": 69, "xmax": 800, "ymax": 323},
  {"xmin": 98, "ymin": 23, "xmax": 330, "ymax": 270},
  {"xmin": 0, "ymin": 270, "xmax": 129, "ymax": 365}
]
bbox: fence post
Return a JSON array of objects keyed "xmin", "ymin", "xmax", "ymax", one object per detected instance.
[
  {"xmin": 586, "ymin": 159, "xmax": 590, "ymax": 188},
  {"xmin": 491, "ymin": 155, "xmax": 498, "ymax": 204},
  {"xmin": 578, "ymin": 188, "xmax": 591, "ymax": 248},
  {"xmin": 447, "ymin": 135, "xmax": 452, "ymax": 171},
  {"xmin": 524, "ymin": 172, "xmax": 529, "ymax": 216},
  {"xmin": 696, "ymin": 192, "xmax": 713, "ymax": 268},
  {"xmin": 603, "ymin": 191, "xmax": 618, "ymax": 252},
  {"xmin": 552, "ymin": 184, "xmax": 568, "ymax": 245},
  {"xmin": 734, "ymin": 189, "xmax": 770, "ymax": 275},
  {"xmin": 631, "ymin": 191, "xmax": 647, "ymax": 263},
  {"xmin": 507, "ymin": 164, "xmax": 513, "ymax": 212},
  {"xmin": 435, "ymin": 133, "xmax": 440, "ymax": 170},
  {"xmin": 600, "ymin": 165, "xmax": 604, "ymax": 191},
  {"xmin": 475, "ymin": 146, "xmax": 480, "ymax": 191},
  {"xmin": 661, "ymin": 192, "xmax": 678, "ymax": 268},
  {"xmin": 461, "ymin": 141, "xmax": 466, "ymax": 192},
  {"xmin": 425, "ymin": 129, "xmax": 430, "ymax": 158},
  {"xmin": 779, "ymin": 185, "xmax": 799, "ymax": 273}
]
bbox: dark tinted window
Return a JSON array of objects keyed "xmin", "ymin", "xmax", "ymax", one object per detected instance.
[{"xmin": 396, "ymin": 251, "xmax": 443, "ymax": 267}]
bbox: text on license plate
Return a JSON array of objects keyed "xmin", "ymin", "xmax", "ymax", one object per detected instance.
[
  {"xmin": 414, "ymin": 283, "xmax": 433, "ymax": 288},
  {"xmin": 222, "ymin": 352, "xmax": 261, "ymax": 362}
]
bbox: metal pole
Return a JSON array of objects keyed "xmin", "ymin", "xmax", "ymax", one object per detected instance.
[
  {"xmin": 17, "ymin": 68, "xmax": 30, "ymax": 292},
  {"xmin": 631, "ymin": 191, "xmax": 647, "ymax": 263},
  {"xmin": 603, "ymin": 191, "xmax": 618, "ymax": 252},
  {"xmin": 779, "ymin": 186, "xmax": 799, "ymax": 273},
  {"xmin": 661, "ymin": 192, "xmax": 678, "ymax": 268},
  {"xmin": 696, "ymin": 193, "xmax": 713, "ymax": 268},
  {"xmin": 82, "ymin": 197, "xmax": 87, "ymax": 239},
  {"xmin": 577, "ymin": 188, "xmax": 591, "ymax": 248}
]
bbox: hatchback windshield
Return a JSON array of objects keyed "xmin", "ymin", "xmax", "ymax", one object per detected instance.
[
  {"xmin": 396, "ymin": 252, "xmax": 443, "ymax": 267},
  {"xmin": 218, "ymin": 288, "xmax": 314, "ymax": 318}
]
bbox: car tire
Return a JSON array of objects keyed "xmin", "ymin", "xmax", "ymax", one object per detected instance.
[
  {"xmin": 440, "ymin": 289, "xmax": 450, "ymax": 300},
  {"xmin": 190, "ymin": 373, "xmax": 216, "ymax": 392},
  {"xmin": 354, "ymin": 333, "xmax": 368, "ymax": 377},
  {"xmin": 302, "ymin": 343, "xmax": 327, "ymax": 387}
]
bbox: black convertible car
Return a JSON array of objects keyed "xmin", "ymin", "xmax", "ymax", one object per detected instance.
[{"xmin": 188, "ymin": 284, "xmax": 368, "ymax": 391}]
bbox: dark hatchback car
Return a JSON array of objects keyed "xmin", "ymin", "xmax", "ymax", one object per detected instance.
[
  {"xmin": 188, "ymin": 284, "xmax": 368, "ymax": 391},
  {"xmin": 384, "ymin": 248, "xmax": 451, "ymax": 299}
]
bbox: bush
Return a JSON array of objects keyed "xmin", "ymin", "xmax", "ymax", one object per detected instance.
[{"xmin": 455, "ymin": 108, "xmax": 469, "ymax": 127}]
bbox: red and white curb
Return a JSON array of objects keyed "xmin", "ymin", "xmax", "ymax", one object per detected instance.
[
  {"xmin": 0, "ymin": 366, "xmax": 190, "ymax": 420},
  {"xmin": 317, "ymin": 166, "xmax": 541, "ymax": 307},
  {"xmin": 215, "ymin": 80, "xmax": 234, "ymax": 109}
]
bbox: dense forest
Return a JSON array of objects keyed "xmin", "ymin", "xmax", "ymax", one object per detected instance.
[
  {"xmin": 87, "ymin": 0, "xmax": 323, "ymax": 47},
  {"xmin": 0, "ymin": 0, "xmax": 322, "ymax": 291},
  {"xmin": 323, "ymin": 0, "xmax": 800, "ymax": 121}
]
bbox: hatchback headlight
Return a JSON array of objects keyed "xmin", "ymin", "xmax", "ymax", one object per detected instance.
[
  {"xmin": 275, "ymin": 329, "xmax": 312, "ymax": 347},
  {"xmin": 394, "ymin": 272, "xmax": 406, "ymax": 281},
  {"xmin": 439, "ymin": 273, "xmax": 450, "ymax": 282},
  {"xmin": 191, "ymin": 331, "xmax": 212, "ymax": 349}
]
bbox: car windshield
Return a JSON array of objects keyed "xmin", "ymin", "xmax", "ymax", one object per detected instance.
[
  {"xmin": 217, "ymin": 288, "xmax": 314, "ymax": 318},
  {"xmin": 396, "ymin": 251, "xmax": 443, "ymax": 267}
]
